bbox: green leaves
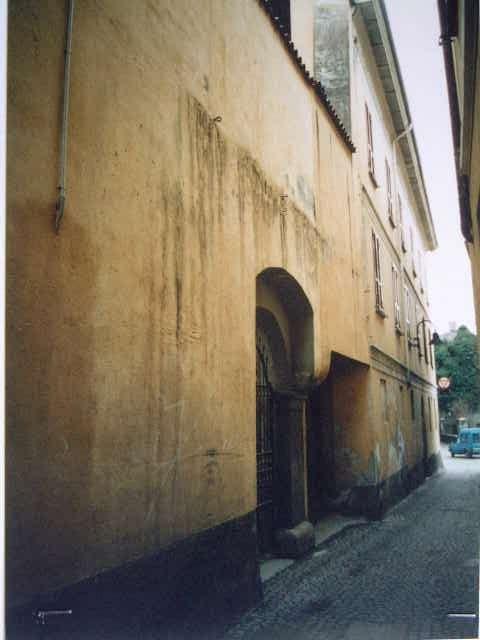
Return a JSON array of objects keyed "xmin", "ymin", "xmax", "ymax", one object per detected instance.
[{"xmin": 435, "ymin": 326, "xmax": 480, "ymax": 421}]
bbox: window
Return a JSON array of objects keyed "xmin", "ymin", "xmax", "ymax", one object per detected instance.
[
  {"xmin": 410, "ymin": 389, "xmax": 415, "ymax": 420},
  {"xmin": 380, "ymin": 379, "xmax": 388, "ymax": 421},
  {"xmin": 405, "ymin": 286, "xmax": 412, "ymax": 345},
  {"xmin": 372, "ymin": 230, "xmax": 385, "ymax": 314},
  {"xmin": 424, "ymin": 324, "xmax": 430, "ymax": 365},
  {"xmin": 398, "ymin": 196, "xmax": 406, "ymax": 252},
  {"xmin": 415, "ymin": 305, "xmax": 422, "ymax": 358},
  {"xmin": 392, "ymin": 265, "xmax": 401, "ymax": 332},
  {"xmin": 410, "ymin": 228, "xmax": 417, "ymax": 277},
  {"xmin": 418, "ymin": 252, "xmax": 424, "ymax": 293},
  {"xmin": 366, "ymin": 104, "xmax": 376, "ymax": 184},
  {"xmin": 386, "ymin": 160, "xmax": 394, "ymax": 225}
]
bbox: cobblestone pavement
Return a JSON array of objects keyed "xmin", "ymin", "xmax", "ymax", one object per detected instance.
[{"xmin": 221, "ymin": 446, "xmax": 480, "ymax": 640}]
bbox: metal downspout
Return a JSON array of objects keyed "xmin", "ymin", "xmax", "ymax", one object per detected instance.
[{"xmin": 55, "ymin": 0, "xmax": 75, "ymax": 234}]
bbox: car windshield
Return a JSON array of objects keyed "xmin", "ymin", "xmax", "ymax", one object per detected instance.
[{"xmin": 460, "ymin": 433, "xmax": 469, "ymax": 442}]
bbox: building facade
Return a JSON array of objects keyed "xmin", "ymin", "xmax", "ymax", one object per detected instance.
[
  {"xmin": 7, "ymin": 0, "xmax": 440, "ymax": 633},
  {"xmin": 438, "ymin": 0, "xmax": 480, "ymax": 339}
]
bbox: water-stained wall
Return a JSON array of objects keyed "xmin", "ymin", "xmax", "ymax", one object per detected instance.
[{"xmin": 7, "ymin": 0, "xmax": 364, "ymax": 606}]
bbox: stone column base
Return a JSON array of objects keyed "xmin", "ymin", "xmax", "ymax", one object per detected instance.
[{"xmin": 274, "ymin": 521, "xmax": 315, "ymax": 558}]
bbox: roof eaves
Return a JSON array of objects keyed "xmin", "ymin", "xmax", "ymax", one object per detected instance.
[{"xmin": 257, "ymin": 0, "xmax": 356, "ymax": 153}]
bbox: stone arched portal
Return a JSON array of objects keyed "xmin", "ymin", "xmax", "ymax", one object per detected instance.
[{"xmin": 255, "ymin": 268, "xmax": 315, "ymax": 556}]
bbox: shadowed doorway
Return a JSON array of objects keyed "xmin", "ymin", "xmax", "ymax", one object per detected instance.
[{"xmin": 255, "ymin": 268, "xmax": 314, "ymax": 553}]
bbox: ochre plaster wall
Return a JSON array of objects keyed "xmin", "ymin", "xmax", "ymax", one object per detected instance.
[
  {"xmin": 291, "ymin": 0, "xmax": 315, "ymax": 74},
  {"xmin": 348, "ymin": 10, "xmax": 440, "ymax": 486},
  {"xmin": 330, "ymin": 358, "xmax": 373, "ymax": 490},
  {"xmin": 7, "ymin": 0, "xmax": 364, "ymax": 605}
]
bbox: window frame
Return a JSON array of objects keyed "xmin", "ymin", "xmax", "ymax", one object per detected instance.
[
  {"xmin": 398, "ymin": 195, "xmax": 406, "ymax": 252},
  {"xmin": 392, "ymin": 265, "xmax": 402, "ymax": 333},
  {"xmin": 415, "ymin": 304, "xmax": 422, "ymax": 359},
  {"xmin": 372, "ymin": 229, "xmax": 385, "ymax": 316},
  {"xmin": 366, "ymin": 103, "xmax": 377, "ymax": 186},
  {"xmin": 380, "ymin": 378, "xmax": 388, "ymax": 422},
  {"xmin": 410, "ymin": 227, "xmax": 417, "ymax": 277},
  {"xmin": 418, "ymin": 250, "xmax": 424, "ymax": 292},
  {"xmin": 424, "ymin": 323, "xmax": 430, "ymax": 365},
  {"xmin": 417, "ymin": 309, "xmax": 423, "ymax": 359},
  {"xmin": 405, "ymin": 285, "xmax": 412, "ymax": 347},
  {"xmin": 386, "ymin": 160, "xmax": 395, "ymax": 226}
]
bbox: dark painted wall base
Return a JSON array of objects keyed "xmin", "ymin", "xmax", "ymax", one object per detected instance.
[
  {"xmin": 7, "ymin": 511, "xmax": 262, "ymax": 640},
  {"xmin": 425, "ymin": 450, "xmax": 443, "ymax": 476},
  {"xmin": 338, "ymin": 452, "xmax": 444, "ymax": 520}
]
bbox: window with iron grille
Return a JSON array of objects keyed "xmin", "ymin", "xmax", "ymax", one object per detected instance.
[
  {"xmin": 392, "ymin": 265, "xmax": 401, "ymax": 332},
  {"xmin": 386, "ymin": 160, "xmax": 394, "ymax": 226},
  {"xmin": 372, "ymin": 230, "xmax": 384, "ymax": 315},
  {"xmin": 405, "ymin": 286, "xmax": 412, "ymax": 346},
  {"xmin": 398, "ymin": 195, "xmax": 406, "ymax": 252},
  {"xmin": 366, "ymin": 104, "xmax": 376, "ymax": 184}
]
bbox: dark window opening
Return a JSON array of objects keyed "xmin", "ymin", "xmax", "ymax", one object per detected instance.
[
  {"xmin": 366, "ymin": 103, "xmax": 376, "ymax": 183},
  {"xmin": 270, "ymin": 0, "xmax": 291, "ymax": 38}
]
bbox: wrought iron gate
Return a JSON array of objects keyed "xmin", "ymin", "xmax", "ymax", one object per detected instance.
[{"xmin": 256, "ymin": 346, "xmax": 275, "ymax": 552}]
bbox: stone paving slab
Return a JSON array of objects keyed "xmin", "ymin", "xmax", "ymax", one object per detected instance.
[{"xmin": 221, "ymin": 446, "xmax": 480, "ymax": 640}]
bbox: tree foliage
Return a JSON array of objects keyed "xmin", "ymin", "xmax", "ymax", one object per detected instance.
[{"xmin": 434, "ymin": 325, "xmax": 480, "ymax": 420}]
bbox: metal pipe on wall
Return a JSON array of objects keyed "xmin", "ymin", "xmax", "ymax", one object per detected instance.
[{"xmin": 55, "ymin": 0, "xmax": 75, "ymax": 234}]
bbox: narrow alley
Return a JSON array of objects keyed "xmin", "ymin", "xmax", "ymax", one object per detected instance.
[
  {"xmin": 6, "ymin": 3, "xmax": 479, "ymax": 640},
  {"xmin": 221, "ymin": 446, "xmax": 480, "ymax": 640}
]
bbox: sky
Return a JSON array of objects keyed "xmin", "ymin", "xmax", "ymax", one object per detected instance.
[{"xmin": 384, "ymin": 0, "xmax": 476, "ymax": 336}]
